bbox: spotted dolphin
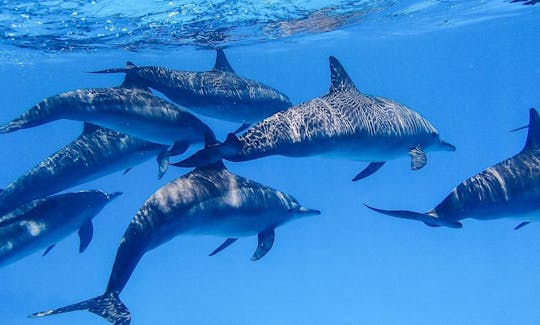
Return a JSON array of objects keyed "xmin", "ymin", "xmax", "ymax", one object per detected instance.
[
  {"xmin": 365, "ymin": 108, "xmax": 540, "ymax": 229},
  {"xmin": 92, "ymin": 49, "xmax": 292, "ymax": 128},
  {"xmin": 0, "ymin": 74, "xmax": 215, "ymax": 153},
  {"xmin": 0, "ymin": 123, "xmax": 167, "ymax": 216},
  {"xmin": 31, "ymin": 159, "xmax": 319, "ymax": 325},
  {"xmin": 0, "ymin": 190, "xmax": 121, "ymax": 267},
  {"xmin": 176, "ymin": 56, "xmax": 455, "ymax": 181}
]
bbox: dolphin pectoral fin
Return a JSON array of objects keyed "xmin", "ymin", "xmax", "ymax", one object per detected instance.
[
  {"xmin": 251, "ymin": 229, "xmax": 275, "ymax": 261},
  {"xmin": 123, "ymin": 168, "xmax": 132, "ymax": 175},
  {"xmin": 157, "ymin": 150, "xmax": 170, "ymax": 179},
  {"xmin": 409, "ymin": 146, "xmax": 427, "ymax": 170},
  {"xmin": 42, "ymin": 244, "xmax": 56, "ymax": 256},
  {"xmin": 352, "ymin": 162, "xmax": 385, "ymax": 181},
  {"xmin": 232, "ymin": 123, "xmax": 251, "ymax": 135},
  {"xmin": 30, "ymin": 291, "xmax": 130, "ymax": 325},
  {"xmin": 514, "ymin": 221, "xmax": 531, "ymax": 230},
  {"xmin": 78, "ymin": 220, "xmax": 94, "ymax": 253},
  {"xmin": 364, "ymin": 204, "xmax": 462, "ymax": 229},
  {"xmin": 209, "ymin": 238, "xmax": 238, "ymax": 256}
]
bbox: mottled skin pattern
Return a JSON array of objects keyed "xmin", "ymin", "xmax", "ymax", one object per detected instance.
[
  {"xmin": 0, "ymin": 191, "xmax": 119, "ymax": 267},
  {"xmin": 431, "ymin": 139, "xmax": 540, "ymax": 222},
  {"xmin": 229, "ymin": 86, "xmax": 440, "ymax": 162},
  {"xmin": 125, "ymin": 65, "xmax": 292, "ymax": 123},
  {"xmin": 33, "ymin": 163, "xmax": 316, "ymax": 325},
  {"xmin": 0, "ymin": 87, "xmax": 213, "ymax": 146},
  {"xmin": 0, "ymin": 127, "xmax": 166, "ymax": 216}
]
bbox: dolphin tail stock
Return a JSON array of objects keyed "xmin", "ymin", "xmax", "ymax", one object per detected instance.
[
  {"xmin": 172, "ymin": 133, "xmax": 242, "ymax": 168},
  {"xmin": 30, "ymin": 291, "xmax": 130, "ymax": 325},
  {"xmin": 364, "ymin": 204, "xmax": 463, "ymax": 229}
]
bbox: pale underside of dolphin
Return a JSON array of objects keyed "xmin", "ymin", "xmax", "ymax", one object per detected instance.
[
  {"xmin": 0, "ymin": 190, "xmax": 120, "ymax": 267},
  {"xmin": 0, "ymin": 123, "xmax": 167, "ymax": 216},
  {"xmin": 365, "ymin": 108, "xmax": 540, "ymax": 229},
  {"xmin": 175, "ymin": 56, "xmax": 455, "ymax": 181},
  {"xmin": 0, "ymin": 74, "xmax": 215, "ymax": 154},
  {"xmin": 31, "ymin": 160, "xmax": 319, "ymax": 325},
  {"xmin": 91, "ymin": 48, "xmax": 292, "ymax": 127}
]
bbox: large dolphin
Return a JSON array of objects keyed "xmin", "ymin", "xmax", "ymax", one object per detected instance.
[
  {"xmin": 0, "ymin": 190, "xmax": 121, "ymax": 267},
  {"xmin": 0, "ymin": 74, "xmax": 214, "ymax": 153},
  {"xmin": 0, "ymin": 123, "xmax": 167, "ymax": 216},
  {"xmin": 92, "ymin": 49, "xmax": 292, "ymax": 128},
  {"xmin": 175, "ymin": 56, "xmax": 455, "ymax": 181},
  {"xmin": 31, "ymin": 159, "xmax": 319, "ymax": 325},
  {"xmin": 365, "ymin": 108, "xmax": 540, "ymax": 229}
]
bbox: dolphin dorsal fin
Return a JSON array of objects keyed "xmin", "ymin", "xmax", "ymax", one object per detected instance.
[
  {"xmin": 120, "ymin": 75, "xmax": 150, "ymax": 92},
  {"xmin": 329, "ymin": 56, "xmax": 357, "ymax": 93},
  {"xmin": 213, "ymin": 48, "xmax": 236, "ymax": 73},
  {"xmin": 119, "ymin": 61, "xmax": 150, "ymax": 91},
  {"xmin": 524, "ymin": 108, "xmax": 540, "ymax": 151},
  {"xmin": 82, "ymin": 123, "xmax": 102, "ymax": 134}
]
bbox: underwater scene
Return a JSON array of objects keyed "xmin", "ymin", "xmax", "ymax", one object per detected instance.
[{"xmin": 0, "ymin": 1, "xmax": 540, "ymax": 324}]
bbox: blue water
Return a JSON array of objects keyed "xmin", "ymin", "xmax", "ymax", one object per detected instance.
[{"xmin": 0, "ymin": 1, "xmax": 540, "ymax": 324}]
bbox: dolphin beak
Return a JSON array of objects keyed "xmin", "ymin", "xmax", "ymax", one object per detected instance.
[
  {"xmin": 298, "ymin": 207, "xmax": 321, "ymax": 216},
  {"xmin": 107, "ymin": 192, "xmax": 123, "ymax": 201},
  {"xmin": 438, "ymin": 140, "xmax": 456, "ymax": 152}
]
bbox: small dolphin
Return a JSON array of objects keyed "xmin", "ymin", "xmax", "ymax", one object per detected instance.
[
  {"xmin": 0, "ymin": 74, "xmax": 214, "ymax": 153},
  {"xmin": 365, "ymin": 108, "xmax": 540, "ymax": 229},
  {"xmin": 92, "ymin": 49, "xmax": 292, "ymax": 127},
  {"xmin": 176, "ymin": 56, "xmax": 455, "ymax": 181},
  {"xmin": 0, "ymin": 190, "xmax": 121, "ymax": 267},
  {"xmin": 31, "ymin": 159, "xmax": 319, "ymax": 325},
  {"xmin": 0, "ymin": 123, "xmax": 167, "ymax": 216}
]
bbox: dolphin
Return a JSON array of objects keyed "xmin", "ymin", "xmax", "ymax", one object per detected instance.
[
  {"xmin": 31, "ymin": 159, "xmax": 319, "ymax": 325},
  {"xmin": 0, "ymin": 74, "xmax": 215, "ymax": 153},
  {"xmin": 175, "ymin": 56, "xmax": 455, "ymax": 181},
  {"xmin": 92, "ymin": 49, "xmax": 292, "ymax": 129},
  {"xmin": 365, "ymin": 108, "xmax": 540, "ymax": 229},
  {"xmin": 0, "ymin": 190, "xmax": 121, "ymax": 267},
  {"xmin": 0, "ymin": 123, "xmax": 167, "ymax": 216}
]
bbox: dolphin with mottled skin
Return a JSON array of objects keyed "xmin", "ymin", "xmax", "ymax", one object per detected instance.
[
  {"xmin": 176, "ymin": 56, "xmax": 455, "ymax": 181},
  {"xmin": 365, "ymin": 108, "xmax": 540, "ymax": 229},
  {"xmin": 31, "ymin": 158, "xmax": 319, "ymax": 325},
  {"xmin": 0, "ymin": 124, "xmax": 167, "ymax": 216},
  {"xmin": 0, "ymin": 190, "xmax": 121, "ymax": 267},
  {"xmin": 0, "ymin": 74, "xmax": 214, "ymax": 154},
  {"xmin": 92, "ymin": 49, "xmax": 292, "ymax": 130}
]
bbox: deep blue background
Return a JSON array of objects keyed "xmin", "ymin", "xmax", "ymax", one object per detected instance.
[{"xmin": 0, "ymin": 11, "xmax": 540, "ymax": 325}]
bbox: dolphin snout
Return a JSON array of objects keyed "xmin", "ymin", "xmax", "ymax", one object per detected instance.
[
  {"xmin": 298, "ymin": 207, "xmax": 321, "ymax": 216},
  {"xmin": 438, "ymin": 140, "xmax": 456, "ymax": 152},
  {"xmin": 107, "ymin": 192, "xmax": 123, "ymax": 201}
]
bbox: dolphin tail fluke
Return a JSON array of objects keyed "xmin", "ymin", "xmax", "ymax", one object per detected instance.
[
  {"xmin": 90, "ymin": 62, "xmax": 137, "ymax": 74},
  {"xmin": 364, "ymin": 204, "xmax": 463, "ymax": 229},
  {"xmin": 90, "ymin": 67, "xmax": 129, "ymax": 74},
  {"xmin": 30, "ymin": 291, "xmax": 130, "ymax": 325},
  {"xmin": 173, "ymin": 133, "xmax": 242, "ymax": 168}
]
